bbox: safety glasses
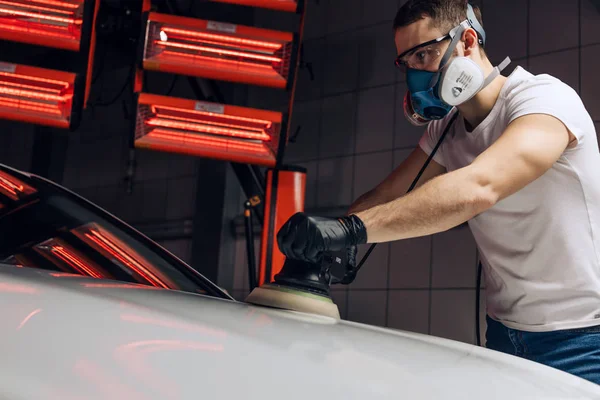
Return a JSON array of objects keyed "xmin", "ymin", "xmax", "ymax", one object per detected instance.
[
  {"xmin": 394, "ymin": 20, "xmax": 471, "ymax": 73},
  {"xmin": 394, "ymin": 34, "xmax": 451, "ymax": 73}
]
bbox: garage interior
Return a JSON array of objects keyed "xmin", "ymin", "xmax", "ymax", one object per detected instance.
[{"xmin": 0, "ymin": 0, "xmax": 598, "ymax": 349}]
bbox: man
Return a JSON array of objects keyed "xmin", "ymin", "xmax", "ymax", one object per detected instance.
[{"xmin": 277, "ymin": 0, "xmax": 600, "ymax": 385}]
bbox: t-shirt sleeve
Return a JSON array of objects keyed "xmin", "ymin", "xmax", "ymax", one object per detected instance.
[{"xmin": 505, "ymin": 77, "xmax": 587, "ymax": 143}]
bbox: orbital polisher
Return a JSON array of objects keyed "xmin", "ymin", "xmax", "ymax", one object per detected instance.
[
  {"xmin": 245, "ymin": 247, "xmax": 360, "ymax": 319},
  {"xmin": 246, "ymin": 112, "xmax": 458, "ymax": 318}
]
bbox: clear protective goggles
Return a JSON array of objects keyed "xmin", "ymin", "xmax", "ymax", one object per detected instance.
[
  {"xmin": 394, "ymin": 20, "xmax": 482, "ymax": 73},
  {"xmin": 394, "ymin": 35, "xmax": 451, "ymax": 73}
]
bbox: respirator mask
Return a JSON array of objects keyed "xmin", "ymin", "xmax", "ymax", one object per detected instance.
[{"xmin": 396, "ymin": 4, "xmax": 511, "ymax": 126}]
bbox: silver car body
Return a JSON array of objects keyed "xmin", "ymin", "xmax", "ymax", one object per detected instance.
[{"xmin": 1, "ymin": 265, "xmax": 599, "ymax": 399}]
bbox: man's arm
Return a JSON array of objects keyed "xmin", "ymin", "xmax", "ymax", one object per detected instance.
[
  {"xmin": 355, "ymin": 114, "xmax": 574, "ymax": 243},
  {"xmin": 348, "ymin": 147, "xmax": 446, "ymax": 214}
]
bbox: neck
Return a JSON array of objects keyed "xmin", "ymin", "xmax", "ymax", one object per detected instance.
[{"xmin": 457, "ymin": 59, "xmax": 507, "ymax": 130}]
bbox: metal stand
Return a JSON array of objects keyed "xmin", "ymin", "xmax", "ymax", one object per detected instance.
[{"xmin": 244, "ymin": 200, "xmax": 258, "ymax": 291}]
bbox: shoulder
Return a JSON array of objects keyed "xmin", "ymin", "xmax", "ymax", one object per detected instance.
[
  {"xmin": 502, "ymin": 67, "xmax": 582, "ymax": 110},
  {"xmin": 501, "ymin": 66, "xmax": 591, "ymax": 143}
]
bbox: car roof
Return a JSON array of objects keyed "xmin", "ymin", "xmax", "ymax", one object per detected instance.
[{"xmin": 1, "ymin": 265, "xmax": 599, "ymax": 400}]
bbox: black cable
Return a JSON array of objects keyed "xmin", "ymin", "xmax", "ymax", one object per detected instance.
[
  {"xmin": 351, "ymin": 112, "xmax": 460, "ymax": 278},
  {"xmin": 92, "ymin": 63, "xmax": 135, "ymax": 107},
  {"xmin": 475, "ymin": 260, "xmax": 483, "ymax": 346},
  {"xmin": 166, "ymin": 76, "xmax": 178, "ymax": 96}
]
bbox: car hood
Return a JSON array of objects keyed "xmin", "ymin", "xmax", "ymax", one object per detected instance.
[{"xmin": 0, "ymin": 266, "xmax": 599, "ymax": 400}]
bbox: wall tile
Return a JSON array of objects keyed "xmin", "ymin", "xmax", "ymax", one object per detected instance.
[
  {"xmin": 529, "ymin": 0, "xmax": 578, "ymax": 56},
  {"xmin": 358, "ymin": 24, "xmax": 397, "ymax": 89},
  {"xmin": 135, "ymin": 150, "xmax": 170, "ymax": 182},
  {"xmin": 92, "ymin": 185, "xmax": 119, "ymax": 215},
  {"xmin": 319, "ymin": 93, "xmax": 356, "ymax": 158},
  {"xmin": 356, "ymin": 85, "xmax": 395, "ymax": 153},
  {"xmin": 167, "ymin": 153, "xmax": 197, "ymax": 178},
  {"xmin": 246, "ymin": 86, "xmax": 288, "ymax": 111},
  {"xmin": 353, "ymin": 151, "xmax": 393, "ymax": 199},
  {"xmin": 323, "ymin": 33, "xmax": 359, "ymax": 95},
  {"xmin": 233, "ymin": 238, "xmax": 248, "ymax": 291},
  {"xmin": 387, "ymin": 290, "xmax": 429, "ymax": 334},
  {"xmin": 330, "ymin": 289, "xmax": 348, "ymax": 320},
  {"xmin": 582, "ymin": 45, "xmax": 600, "ymax": 121},
  {"xmin": 166, "ymin": 176, "xmax": 196, "ymax": 220},
  {"xmin": 389, "ymin": 236, "xmax": 431, "ymax": 289},
  {"xmin": 393, "ymin": 148, "xmax": 412, "ymax": 167},
  {"xmin": 316, "ymin": 156, "xmax": 353, "ymax": 208},
  {"xmin": 431, "ymin": 290, "xmax": 476, "ymax": 344},
  {"xmin": 582, "ymin": 0, "xmax": 600, "ymax": 46},
  {"xmin": 286, "ymin": 99, "xmax": 322, "ymax": 162},
  {"xmin": 394, "ymin": 82, "xmax": 428, "ymax": 149},
  {"xmin": 362, "ymin": 0, "xmax": 397, "ymax": 26},
  {"xmin": 296, "ymin": 38, "xmax": 326, "ymax": 102},
  {"xmin": 347, "ymin": 290, "xmax": 387, "ymax": 326},
  {"xmin": 353, "ymin": 243, "xmax": 390, "ymax": 289},
  {"xmin": 141, "ymin": 180, "xmax": 168, "ymax": 221},
  {"xmin": 304, "ymin": 0, "xmax": 328, "ymax": 40},
  {"xmin": 297, "ymin": 160, "xmax": 318, "ymax": 210},
  {"xmin": 161, "ymin": 239, "xmax": 192, "ymax": 264},
  {"xmin": 432, "ymin": 226, "xmax": 478, "ymax": 288},
  {"xmin": 529, "ymin": 49, "xmax": 580, "ymax": 93},
  {"xmin": 326, "ymin": 0, "xmax": 361, "ymax": 35},
  {"xmin": 481, "ymin": 0, "xmax": 527, "ymax": 62},
  {"xmin": 119, "ymin": 182, "xmax": 146, "ymax": 223}
]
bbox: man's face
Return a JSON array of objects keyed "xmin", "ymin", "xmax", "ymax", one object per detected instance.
[{"xmin": 394, "ymin": 17, "xmax": 455, "ymax": 73}]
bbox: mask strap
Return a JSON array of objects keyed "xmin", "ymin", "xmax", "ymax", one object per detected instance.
[
  {"xmin": 429, "ymin": 22, "xmax": 468, "ymax": 88},
  {"xmin": 481, "ymin": 56, "xmax": 512, "ymax": 89}
]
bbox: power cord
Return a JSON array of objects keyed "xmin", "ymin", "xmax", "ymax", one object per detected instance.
[
  {"xmin": 349, "ymin": 112, "xmax": 459, "ymax": 278},
  {"xmin": 475, "ymin": 260, "xmax": 483, "ymax": 346}
]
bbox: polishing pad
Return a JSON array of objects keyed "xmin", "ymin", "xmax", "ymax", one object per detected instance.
[{"xmin": 245, "ymin": 283, "xmax": 341, "ymax": 319}]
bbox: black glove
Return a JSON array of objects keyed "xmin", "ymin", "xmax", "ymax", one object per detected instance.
[{"xmin": 277, "ymin": 213, "xmax": 368, "ymax": 264}]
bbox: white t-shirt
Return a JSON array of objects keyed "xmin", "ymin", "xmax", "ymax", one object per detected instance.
[{"xmin": 419, "ymin": 66, "xmax": 600, "ymax": 332}]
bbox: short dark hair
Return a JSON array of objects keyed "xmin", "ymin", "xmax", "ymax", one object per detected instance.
[{"xmin": 393, "ymin": 0, "xmax": 484, "ymax": 40}]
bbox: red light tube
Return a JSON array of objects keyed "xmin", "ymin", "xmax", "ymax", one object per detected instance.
[
  {"xmin": 144, "ymin": 13, "xmax": 293, "ymax": 89},
  {"xmin": 0, "ymin": 0, "xmax": 86, "ymax": 51},
  {"xmin": 135, "ymin": 93, "xmax": 280, "ymax": 166},
  {"xmin": 145, "ymin": 118, "xmax": 271, "ymax": 141},
  {"xmin": 0, "ymin": 63, "xmax": 75, "ymax": 128},
  {"xmin": 0, "ymin": 168, "xmax": 36, "ymax": 201},
  {"xmin": 154, "ymin": 40, "xmax": 283, "ymax": 63},
  {"xmin": 72, "ymin": 224, "xmax": 171, "ymax": 289},
  {"xmin": 161, "ymin": 27, "xmax": 283, "ymax": 51},
  {"xmin": 51, "ymin": 246, "xmax": 103, "ymax": 279},
  {"xmin": 147, "ymin": 129, "xmax": 270, "ymax": 154},
  {"xmin": 33, "ymin": 237, "xmax": 107, "ymax": 279}
]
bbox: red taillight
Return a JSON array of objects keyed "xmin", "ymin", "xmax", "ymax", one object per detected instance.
[
  {"xmin": 33, "ymin": 237, "xmax": 107, "ymax": 279},
  {"xmin": 0, "ymin": 168, "xmax": 36, "ymax": 201},
  {"xmin": 72, "ymin": 223, "xmax": 173, "ymax": 289},
  {"xmin": 0, "ymin": 63, "xmax": 75, "ymax": 128},
  {"xmin": 135, "ymin": 93, "xmax": 280, "ymax": 166},
  {"xmin": 0, "ymin": 0, "xmax": 86, "ymax": 51},
  {"xmin": 143, "ymin": 13, "xmax": 294, "ymax": 89}
]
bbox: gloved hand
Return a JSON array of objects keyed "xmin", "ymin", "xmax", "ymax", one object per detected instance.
[{"xmin": 276, "ymin": 212, "xmax": 368, "ymax": 264}]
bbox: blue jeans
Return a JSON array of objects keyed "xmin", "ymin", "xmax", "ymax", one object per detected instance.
[{"xmin": 486, "ymin": 316, "xmax": 600, "ymax": 385}]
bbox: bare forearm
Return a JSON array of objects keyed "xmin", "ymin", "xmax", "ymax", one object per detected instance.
[
  {"xmin": 354, "ymin": 167, "xmax": 496, "ymax": 243},
  {"xmin": 347, "ymin": 189, "xmax": 389, "ymax": 215}
]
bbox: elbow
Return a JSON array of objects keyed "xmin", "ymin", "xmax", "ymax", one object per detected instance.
[
  {"xmin": 467, "ymin": 169, "xmax": 500, "ymax": 213},
  {"xmin": 472, "ymin": 185, "xmax": 499, "ymax": 212}
]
